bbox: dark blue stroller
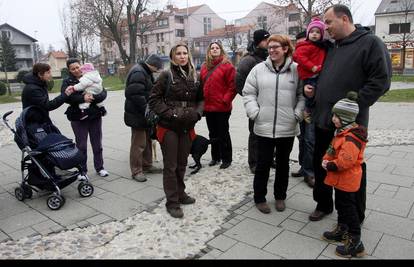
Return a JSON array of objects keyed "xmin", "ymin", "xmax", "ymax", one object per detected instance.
[{"xmin": 2, "ymin": 106, "xmax": 94, "ymax": 210}]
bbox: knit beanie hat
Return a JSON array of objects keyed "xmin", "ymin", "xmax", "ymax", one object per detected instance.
[
  {"xmin": 306, "ymin": 17, "xmax": 325, "ymax": 40},
  {"xmin": 80, "ymin": 63, "xmax": 95, "ymax": 73},
  {"xmin": 145, "ymin": 54, "xmax": 164, "ymax": 70},
  {"xmin": 253, "ymin": 29, "xmax": 270, "ymax": 46},
  {"xmin": 332, "ymin": 91, "xmax": 359, "ymax": 126}
]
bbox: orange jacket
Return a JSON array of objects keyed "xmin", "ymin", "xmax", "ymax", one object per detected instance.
[{"xmin": 323, "ymin": 125, "xmax": 367, "ymax": 192}]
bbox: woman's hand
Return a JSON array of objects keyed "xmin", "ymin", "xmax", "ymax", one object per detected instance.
[
  {"xmin": 84, "ymin": 93, "xmax": 94, "ymax": 103},
  {"xmin": 64, "ymin": 86, "xmax": 74, "ymax": 96},
  {"xmin": 304, "ymin": 84, "xmax": 315, "ymax": 98}
]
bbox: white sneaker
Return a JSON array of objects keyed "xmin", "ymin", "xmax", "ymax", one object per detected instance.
[
  {"xmin": 97, "ymin": 169, "xmax": 109, "ymax": 177},
  {"xmin": 77, "ymin": 174, "xmax": 87, "ymax": 181}
]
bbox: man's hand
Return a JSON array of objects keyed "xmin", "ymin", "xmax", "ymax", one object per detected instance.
[
  {"xmin": 304, "ymin": 84, "xmax": 315, "ymax": 98},
  {"xmin": 84, "ymin": 93, "xmax": 94, "ymax": 103},
  {"xmin": 64, "ymin": 86, "xmax": 74, "ymax": 96}
]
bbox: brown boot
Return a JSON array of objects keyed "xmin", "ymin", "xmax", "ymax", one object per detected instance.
[
  {"xmin": 255, "ymin": 202, "xmax": 271, "ymax": 214},
  {"xmin": 304, "ymin": 176, "xmax": 315, "ymax": 188},
  {"xmin": 275, "ymin": 200, "xmax": 286, "ymax": 212},
  {"xmin": 167, "ymin": 207, "xmax": 184, "ymax": 218}
]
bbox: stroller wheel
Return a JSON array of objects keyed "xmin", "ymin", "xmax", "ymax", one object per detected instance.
[
  {"xmin": 15, "ymin": 187, "xmax": 25, "ymax": 201},
  {"xmin": 47, "ymin": 195, "xmax": 64, "ymax": 210},
  {"xmin": 22, "ymin": 185, "xmax": 33, "ymax": 199},
  {"xmin": 78, "ymin": 182, "xmax": 94, "ymax": 197}
]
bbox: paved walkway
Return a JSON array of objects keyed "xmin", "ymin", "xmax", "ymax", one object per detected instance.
[{"xmin": 0, "ymin": 92, "xmax": 414, "ymax": 259}]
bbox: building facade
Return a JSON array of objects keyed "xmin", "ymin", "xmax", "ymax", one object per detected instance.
[{"xmin": 0, "ymin": 23, "xmax": 37, "ymax": 70}]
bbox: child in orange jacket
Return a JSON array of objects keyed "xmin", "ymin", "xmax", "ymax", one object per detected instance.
[{"xmin": 321, "ymin": 91, "xmax": 367, "ymax": 258}]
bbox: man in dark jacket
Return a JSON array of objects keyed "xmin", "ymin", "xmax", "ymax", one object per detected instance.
[
  {"xmin": 236, "ymin": 29, "xmax": 270, "ymax": 174},
  {"xmin": 305, "ymin": 5, "xmax": 391, "ymax": 226},
  {"xmin": 124, "ymin": 54, "xmax": 164, "ymax": 182}
]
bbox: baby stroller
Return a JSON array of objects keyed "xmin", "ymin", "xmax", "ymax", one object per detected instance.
[{"xmin": 2, "ymin": 106, "xmax": 94, "ymax": 210}]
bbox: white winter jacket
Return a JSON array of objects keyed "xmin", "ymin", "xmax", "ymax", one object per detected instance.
[
  {"xmin": 242, "ymin": 56, "xmax": 305, "ymax": 139},
  {"xmin": 74, "ymin": 70, "xmax": 103, "ymax": 95}
]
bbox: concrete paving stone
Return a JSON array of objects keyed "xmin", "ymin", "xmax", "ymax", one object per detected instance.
[
  {"xmin": 392, "ymin": 166, "xmax": 414, "ymax": 178},
  {"xmin": 388, "ymin": 145, "xmax": 414, "ymax": 153},
  {"xmin": 360, "ymin": 228, "xmax": 384, "ymax": 255},
  {"xmin": 286, "ymin": 177, "xmax": 303, "ymax": 190},
  {"xmin": 126, "ymin": 186, "xmax": 165, "ymax": 204},
  {"xmin": 282, "ymin": 193, "xmax": 315, "ymax": 214},
  {"xmin": 50, "ymin": 225, "xmax": 65, "ymax": 233},
  {"xmin": 202, "ymin": 248, "xmax": 222, "ymax": 259},
  {"xmin": 80, "ymin": 191, "xmax": 144, "ymax": 221},
  {"xmin": 366, "ymin": 181, "xmax": 380, "ymax": 194},
  {"xmin": 373, "ymin": 189, "xmax": 396, "ymax": 198},
  {"xmin": 264, "ymin": 230, "xmax": 328, "ymax": 259},
  {"xmin": 223, "ymin": 218, "xmax": 283, "ymax": 248},
  {"xmin": 235, "ymin": 215, "xmax": 245, "ymax": 221},
  {"xmin": 288, "ymin": 181, "xmax": 313, "ymax": 197},
  {"xmin": 390, "ymin": 151, "xmax": 407, "ymax": 159},
  {"xmin": 365, "ymin": 162, "xmax": 387, "ymax": 172},
  {"xmin": 279, "ymin": 218, "xmax": 306, "ymax": 233},
  {"xmin": 242, "ymin": 204, "xmax": 294, "ymax": 227},
  {"xmin": 218, "ymin": 242, "xmax": 281, "ymax": 259},
  {"xmin": 8, "ymin": 227, "xmax": 39, "ymax": 241},
  {"xmin": 98, "ymin": 177, "xmax": 148, "ymax": 196},
  {"xmin": 365, "ymin": 147, "xmax": 391, "ymax": 156},
  {"xmin": 289, "ymin": 211, "xmax": 311, "ymax": 223},
  {"xmin": 299, "ymin": 217, "xmax": 337, "ymax": 240},
  {"xmin": 76, "ymin": 220, "xmax": 91, "ymax": 228},
  {"xmin": 367, "ymin": 170, "xmax": 413, "ymax": 188},
  {"xmin": 199, "ymin": 254, "xmax": 215, "ymax": 259},
  {"xmin": 363, "ymin": 211, "xmax": 414, "ymax": 240},
  {"xmin": 31, "ymin": 220, "xmax": 61, "ymax": 233},
  {"xmin": 0, "ymin": 169, "xmax": 22, "ymax": 186},
  {"xmin": 369, "ymin": 155, "xmax": 413, "ymax": 168},
  {"xmin": 366, "ymin": 193, "xmax": 413, "ymax": 217},
  {"xmin": 228, "ymin": 218, "xmax": 241, "ymax": 225},
  {"xmin": 233, "ymin": 208, "xmax": 246, "ymax": 215},
  {"xmin": 86, "ymin": 213, "xmax": 114, "ymax": 225},
  {"xmin": 0, "ymin": 230, "xmax": 10, "ymax": 242},
  {"xmin": 0, "ymin": 210, "xmax": 48, "ymax": 233},
  {"xmin": 66, "ymin": 224, "xmax": 79, "ymax": 230},
  {"xmin": 143, "ymin": 173, "xmax": 163, "ymax": 189},
  {"xmin": 102, "ymin": 159, "xmax": 131, "ymax": 179},
  {"xmin": 207, "ymin": 235, "xmax": 238, "ymax": 252},
  {"xmin": 373, "ymin": 234, "xmax": 414, "ymax": 259},
  {"xmin": 221, "ymin": 222, "xmax": 233, "ymax": 230},
  {"xmin": 409, "ymin": 206, "xmax": 414, "ymax": 220},
  {"xmin": 0, "ymin": 186, "xmax": 5, "ymax": 194},
  {"xmin": 0, "ymin": 192, "xmax": 31, "ymax": 220},
  {"xmin": 321, "ymin": 244, "xmax": 350, "ymax": 260},
  {"xmin": 377, "ymin": 184, "xmax": 399, "ymax": 192}
]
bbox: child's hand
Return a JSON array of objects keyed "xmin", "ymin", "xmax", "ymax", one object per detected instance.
[
  {"xmin": 312, "ymin": 66, "xmax": 318, "ymax": 73},
  {"xmin": 64, "ymin": 86, "xmax": 74, "ymax": 96},
  {"xmin": 322, "ymin": 160, "xmax": 329, "ymax": 170}
]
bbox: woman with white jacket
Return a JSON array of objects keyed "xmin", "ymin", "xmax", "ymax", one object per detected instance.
[{"xmin": 243, "ymin": 34, "xmax": 305, "ymax": 214}]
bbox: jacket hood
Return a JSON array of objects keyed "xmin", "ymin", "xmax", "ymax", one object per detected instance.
[
  {"xmin": 339, "ymin": 124, "xmax": 368, "ymax": 143},
  {"xmin": 336, "ymin": 26, "xmax": 370, "ymax": 46},
  {"xmin": 22, "ymin": 73, "xmax": 46, "ymax": 87},
  {"xmin": 247, "ymin": 42, "xmax": 268, "ymax": 60},
  {"xmin": 264, "ymin": 56, "xmax": 293, "ymax": 74},
  {"xmin": 82, "ymin": 70, "xmax": 102, "ymax": 83}
]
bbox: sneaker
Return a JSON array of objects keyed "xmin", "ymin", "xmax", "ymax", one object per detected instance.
[
  {"xmin": 179, "ymin": 195, "xmax": 196, "ymax": 205},
  {"xmin": 255, "ymin": 202, "xmax": 271, "ymax": 214},
  {"xmin": 97, "ymin": 169, "xmax": 109, "ymax": 177},
  {"xmin": 167, "ymin": 207, "xmax": 184, "ymax": 218},
  {"xmin": 132, "ymin": 174, "xmax": 147, "ymax": 182},
  {"xmin": 323, "ymin": 223, "xmax": 349, "ymax": 243},
  {"xmin": 335, "ymin": 235, "xmax": 366, "ymax": 258},
  {"xmin": 143, "ymin": 166, "xmax": 163, "ymax": 174},
  {"xmin": 77, "ymin": 174, "xmax": 87, "ymax": 181}
]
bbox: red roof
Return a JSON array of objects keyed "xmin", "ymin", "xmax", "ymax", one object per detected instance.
[{"xmin": 49, "ymin": 51, "xmax": 68, "ymax": 59}]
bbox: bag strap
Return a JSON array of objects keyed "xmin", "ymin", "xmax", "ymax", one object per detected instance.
[{"xmin": 203, "ymin": 63, "xmax": 222, "ymax": 86}]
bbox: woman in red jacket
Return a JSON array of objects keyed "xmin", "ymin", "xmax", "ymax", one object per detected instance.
[{"xmin": 200, "ymin": 41, "xmax": 236, "ymax": 169}]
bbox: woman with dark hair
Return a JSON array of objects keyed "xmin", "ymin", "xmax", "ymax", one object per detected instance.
[
  {"xmin": 200, "ymin": 41, "xmax": 236, "ymax": 169},
  {"xmin": 148, "ymin": 43, "xmax": 204, "ymax": 218},
  {"xmin": 61, "ymin": 58, "xmax": 109, "ymax": 178},
  {"xmin": 22, "ymin": 63, "xmax": 73, "ymax": 112}
]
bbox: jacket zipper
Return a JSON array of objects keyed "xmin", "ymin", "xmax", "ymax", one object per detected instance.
[{"xmin": 273, "ymin": 73, "xmax": 279, "ymax": 138}]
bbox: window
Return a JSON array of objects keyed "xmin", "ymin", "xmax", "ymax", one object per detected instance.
[
  {"xmin": 161, "ymin": 33, "xmax": 164, "ymax": 42},
  {"xmin": 175, "ymin": 16, "xmax": 184, "ymax": 24},
  {"xmin": 157, "ymin": 19, "xmax": 169, "ymax": 27},
  {"xmin": 161, "ymin": 46, "xmax": 165, "ymax": 55},
  {"xmin": 204, "ymin": 17, "xmax": 212, "ymax": 35},
  {"xmin": 143, "ymin": 35, "xmax": 148, "ymax": 44},
  {"xmin": 176, "ymin": 29, "xmax": 185, "ymax": 37},
  {"xmin": 258, "ymin": 16, "xmax": 267, "ymax": 30},
  {"xmin": 1, "ymin": 30, "xmax": 11, "ymax": 39},
  {"xmin": 156, "ymin": 33, "xmax": 160, "ymax": 42},
  {"xmin": 288, "ymin": 26, "xmax": 300, "ymax": 35},
  {"xmin": 389, "ymin": 23, "xmax": 411, "ymax": 34},
  {"xmin": 288, "ymin": 13, "xmax": 300, "ymax": 22}
]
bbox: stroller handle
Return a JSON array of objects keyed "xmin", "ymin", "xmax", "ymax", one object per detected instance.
[{"xmin": 2, "ymin": 110, "xmax": 13, "ymax": 121}]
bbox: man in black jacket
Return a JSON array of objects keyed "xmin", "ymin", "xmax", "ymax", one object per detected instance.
[
  {"xmin": 304, "ymin": 5, "xmax": 391, "ymax": 224},
  {"xmin": 236, "ymin": 29, "xmax": 270, "ymax": 174},
  {"xmin": 124, "ymin": 54, "xmax": 163, "ymax": 182}
]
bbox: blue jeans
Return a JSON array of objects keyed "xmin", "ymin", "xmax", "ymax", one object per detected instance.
[{"xmin": 297, "ymin": 120, "xmax": 315, "ymax": 178}]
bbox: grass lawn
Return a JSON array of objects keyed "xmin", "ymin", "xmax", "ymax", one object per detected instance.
[
  {"xmin": 0, "ymin": 93, "xmax": 21, "ymax": 104},
  {"xmin": 50, "ymin": 76, "xmax": 124, "ymax": 93},
  {"xmin": 379, "ymin": 88, "xmax": 414, "ymax": 102},
  {"xmin": 392, "ymin": 75, "xmax": 414, "ymax": 83}
]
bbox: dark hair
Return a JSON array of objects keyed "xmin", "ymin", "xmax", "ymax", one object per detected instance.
[
  {"xmin": 66, "ymin": 58, "xmax": 81, "ymax": 68},
  {"xmin": 325, "ymin": 4, "xmax": 353, "ymax": 23},
  {"xmin": 32, "ymin": 63, "xmax": 51, "ymax": 76}
]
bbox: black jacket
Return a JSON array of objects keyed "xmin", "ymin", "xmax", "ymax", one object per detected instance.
[
  {"xmin": 314, "ymin": 26, "xmax": 392, "ymax": 130},
  {"xmin": 21, "ymin": 73, "xmax": 68, "ymax": 114},
  {"xmin": 235, "ymin": 44, "xmax": 268, "ymax": 95},
  {"xmin": 124, "ymin": 62, "xmax": 154, "ymax": 129},
  {"xmin": 61, "ymin": 74, "xmax": 107, "ymax": 121}
]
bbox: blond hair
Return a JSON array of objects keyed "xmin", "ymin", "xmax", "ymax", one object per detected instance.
[
  {"xmin": 169, "ymin": 42, "xmax": 196, "ymax": 80},
  {"xmin": 267, "ymin": 34, "xmax": 294, "ymax": 58}
]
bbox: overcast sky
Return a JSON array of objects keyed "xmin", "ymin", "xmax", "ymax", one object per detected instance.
[{"xmin": 0, "ymin": 0, "xmax": 382, "ymax": 51}]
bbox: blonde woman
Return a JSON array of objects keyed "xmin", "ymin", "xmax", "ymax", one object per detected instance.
[
  {"xmin": 148, "ymin": 43, "xmax": 204, "ymax": 218},
  {"xmin": 200, "ymin": 41, "xmax": 236, "ymax": 169}
]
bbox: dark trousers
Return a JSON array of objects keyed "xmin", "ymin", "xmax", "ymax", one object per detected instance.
[
  {"xmin": 313, "ymin": 126, "xmax": 366, "ymax": 223},
  {"xmin": 71, "ymin": 118, "xmax": 104, "ymax": 172},
  {"xmin": 205, "ymin": 112, "xmax": 232, "ymax": 163},
  {"xmin": 160, "ymin": 130, "xmax": 192, "ymax": 209},
  {"xmin": 248, "ymin": 119, "xmax": 258, "ymax": 169},
  {"xmin": 298, "ymin": 120, "xmax": 315, "ymax": 178},
  {"xmin": 254, "ymin": 136, "xmax": 294, "ymax": 203},
  {"xmin": 335, "ymin": 188, "xmax": 361, "ymax": 236}
]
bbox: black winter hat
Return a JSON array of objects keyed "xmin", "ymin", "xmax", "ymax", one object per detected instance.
[
  {"xmin": 145, "ymin": 54, "xmax": 164, "ymax": 70},
  {"xmin": 253, "ymin": 29, "xmax": 270, "ymax": 46}
]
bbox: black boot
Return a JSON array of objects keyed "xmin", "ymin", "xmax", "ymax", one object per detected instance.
[
  {"xmin": 323, "ymin": 223, "xmax": 349, "ymax": 243},
  {"xmin": 335, "ymin": 235, "xmax": 366, "ymax": 258},
  {"xmin": 209, "ymin": 160, "xmax": 221, "ymax": 166}
]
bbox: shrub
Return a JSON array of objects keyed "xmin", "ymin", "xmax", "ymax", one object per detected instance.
[
  {"xmin": 61, "ymin": 68, "xmax": 69, "ymax": 80},
  {"xmin": 0, "ymin": 81, "xmax": 6, "ymax": 95},
  {"xmin": 16, "ymin": 69, "xmax": 30, "ymax": 83},
  {"xmin": 47, "ymin": 80, "xmax": 54, "ymax": 92}
]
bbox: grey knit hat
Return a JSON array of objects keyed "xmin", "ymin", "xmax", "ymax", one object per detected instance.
[
  {"xmin": 332, "ymin": 91, "xmax": 359, "ymax": 126},
  {"xmin": 145, "ymin": 54, "xmax": 163, "ymax": 70}
]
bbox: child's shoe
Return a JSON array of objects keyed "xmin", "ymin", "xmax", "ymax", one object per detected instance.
[
  {"xmin": 322, "ymin": 223, "xmax": 348, "ymax": 243},
  {"xmin": 303, "ymin": 110, "xmax": 312, "ymax": 124},
  {"xmin": 335, "ymin": 235, "xmax": 366, "ymax": 258}
]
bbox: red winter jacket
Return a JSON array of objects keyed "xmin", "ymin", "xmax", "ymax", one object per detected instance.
[
  {"xmin": 200, "ymin": 57, "xmax": 236, "ymax": 112},
  {"xmin": 293, "ymin": 40, "xmax": 326, "ymax": 80}
]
